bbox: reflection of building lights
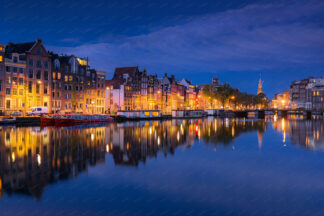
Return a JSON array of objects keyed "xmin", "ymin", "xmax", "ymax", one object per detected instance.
[
  {"xmin": 231, "ymin": 127, "xmax": 235, "ymax": 137},
  {"xmin": 149, "ymin": 128, "xmax": 152, "ymax": 135},
  {"xmin": 177, "ymin": 131, "xmax": 180, "ymax": 142},
  {"xmin": 37, "ymin": 154, "xmax": 41, "ymax": 165},
  {"xmin": 91, "ymin": 133, "xmax": 94, "ymax": 141},
  {"xmin": 106, "ymin": 144, "xmax": 110, "ymax": 153},
  {"xmin": 11, "ymin": 153, "xmax": 15, "ymax": 163},
  {"xmin": 157, "ymin": 136, "xmax": 160, "ymax": 146}
]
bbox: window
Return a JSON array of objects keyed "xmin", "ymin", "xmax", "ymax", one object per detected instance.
[
  {"xmin": 52, "ymin": 72, "xmax": 56, "ymax": 80},
  {"xmin": 64, "ymin": 75, "xmax": 68, "ymax": 82},
  {"xmin": 19, "ymin": 68, "xmax": 24, "ymax": 74},
  {"xmin": 69, "ymin": 76, "xmax": 72, "ymax": 82},
  {"xmin": 19, "ymin": 89, "xmax": 23, "ymax": 95},
  {"xmin": 44, "ymin": 71, "xmax": 48, "ymax": 80},
  {"xmin": 13, "ymin": 67, "xmax": 17, "ymax": 73},
  {"xmin": 28, "ymin": 81, "xmax": 32, "ymax": 93},
  {"xmin": 12, "ymin": 88, "xmax": 17, "ymax": 95},
  {"xmin": 64, "ymin": 85, "xmax": 67, "ymax": 91},
  {"xmin": 6, "ymin": 66, "xmax": 10, "ymax": 73},
  {"xmin": 76, "ymin": 86, "xmax": 79, "ymax": 91},
  {"xmin": 19, "ymin": 78, "xmax": 23, "ymax": 85},
  {"xmin": 44, "ymin": 102, "xmax": 48, "ymax": 107},
  {"xmin": 6, "ymin": 100, "xmax": 10, "ymax": 109},
  {"xmin": 36, "ymin": 70, "xmax": 41, "ymax": 79},
  {"xmin": 13, "ymin": 57, "xmax": 18, "ymax": 63},
  {"xmin": 44, "ymin": 61, "xmax": 48, "ymax": 69},
  {"xmin": 68, "ymin": 85, "xmax": 72, "ymax": 91},
  {"xmin": 12, "ymin": 77, "xmax": 17, "ymax": 85},
  {"xmin": 57, "ymin": 92, "xmax": 60, "ymax": 98},
  {"xmin": 28, "ymin": 69, "xmax": 33, "ymax": 78},
  {"xmin": 0, "ymin": 80, "xmax": 2, "ymax": 92},
  {"xmin": 65, "ymin": 66, "xmax": 69, "ymax": 73},
  {"xmin": 52, "ymin": 83, "xmax": 55, "ymax": 89},
  {"xmin": 0, "ymin": 56, "xmax": 3, "ymax": 62},
  {"xmin": 44, "ymin": 83, "xmax": 48, "ymax": 94},
  {"xmin": 57, "ymin": 72, "xmax": 61, "ymax": 79},
  {"xmin": 36, "ymin": 83, "xmax": 40, "ymax": 94},
  {"xmin": 6, "ymin": 88, "xmax": 10, "ymax": 95},
  {"xmin": 29, "ymin": 59, "xmax": 33, "ymax": 66},
  {"xmin": 36, "ymin": 60, "xmax": 41, "ymax": 68}
]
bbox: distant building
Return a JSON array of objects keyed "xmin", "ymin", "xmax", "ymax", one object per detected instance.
[
  {"xmin": 271, "ymin": 90, "xmax": 290, "ymax": 109},
  {"xmin": 257, "ymin": 77, "xmax": 263, "ymax": 95},
  {"xmin": 289, "ymin": 77, "xmax": 312, "ymax": 109},
  {"xmin": 305, "ymin": 78, "xmax": 324, "ymax": 110},
  {"xmin": 289, "ymin": 77, "xmax": 324, "ymax": 110}
]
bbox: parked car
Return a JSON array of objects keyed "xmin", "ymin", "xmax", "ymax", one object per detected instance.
[
  {"xmin": 10, "ymin": 112, "xmax": 23, "ymax": 116},
  {"xmin": 27, "ymin": 107, "xmax": 48, "ymax": 116}
]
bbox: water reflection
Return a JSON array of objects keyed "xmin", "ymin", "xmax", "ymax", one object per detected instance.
[
  {"xmin": 0, "ymin": 118, "xmax": 322, "ymax": 199},
  {"xmin": 272, "ymin": 118, "xmax": 324, "ymax": 150}
]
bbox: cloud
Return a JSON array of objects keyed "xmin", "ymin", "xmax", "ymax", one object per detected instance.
[{"xmin": 47, "ymin": 0, "xmax": 324, "ymax": 93}]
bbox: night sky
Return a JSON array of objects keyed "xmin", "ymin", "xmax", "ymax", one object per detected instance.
[{"xmin": 1, "ymin": 0, "xmax": 323, "ymax": 97}]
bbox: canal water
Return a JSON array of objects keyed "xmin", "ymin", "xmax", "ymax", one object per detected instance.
[{"xmin": 0, "ymin": 117, "xmax": 323, "ymax": 216}]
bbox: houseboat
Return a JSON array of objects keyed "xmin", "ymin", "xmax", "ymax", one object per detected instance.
[
  {"xmin": 171, "ymin": 110, "xmax": 206, "ymax": 119},
  {"xmin": 115, "ymin": 110, "xmax": 162, "ymax": 121},
  {"xmin": 41, "ymin": 114, "xmax": 113, "ymax": 125}
]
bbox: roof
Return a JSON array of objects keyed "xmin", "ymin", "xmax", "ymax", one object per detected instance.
[
  {"xmin": 5, "ymin": 42, "xmax": 36, "ymax": 54},
  {"xmin": 113, "ymin": 67, "xmax": 139, "ymax": 80}
]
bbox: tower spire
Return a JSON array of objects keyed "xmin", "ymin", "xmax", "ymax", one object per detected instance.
[{"xmin": 257, "ymin": 73, "xmax": 263, "ymax": 95}]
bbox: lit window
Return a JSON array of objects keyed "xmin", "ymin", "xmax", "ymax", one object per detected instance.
[
  {"xmin": 65, "ymin": 75, "xmax": 68, "ymax": 82},
  {"xmin": 57, "ymin": 72, "xmax": 61, "ymax": 79},
  {"xmin": 69, "ymin": 76, "xmax": 72, "ymax": 82},
  {"xmin": 0, "ymin": 56, "xmax": 2, "ymax": 62},
  {"xmin": 52, "ymin": 72, "xmax": 56, "ymax": 80}
]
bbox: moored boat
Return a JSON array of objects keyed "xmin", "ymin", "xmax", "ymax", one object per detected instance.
[{"xmin": 41, "ymin": 114, "xmax": 113, "ymax": 125}]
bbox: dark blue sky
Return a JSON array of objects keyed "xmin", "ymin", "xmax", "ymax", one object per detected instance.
[{"xmin": 1, "ymin": 0, "xmax": 324, "ymax": 97}]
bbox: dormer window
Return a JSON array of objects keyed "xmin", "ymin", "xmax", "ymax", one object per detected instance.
[{"xmin": 54, "ymin": 59, "xmax": 60, "ymax": 70}]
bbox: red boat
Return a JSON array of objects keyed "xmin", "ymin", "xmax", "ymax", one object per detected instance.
[{"xmin": 41, "ymin": 114, "xmax": 113, "ymax": 125}]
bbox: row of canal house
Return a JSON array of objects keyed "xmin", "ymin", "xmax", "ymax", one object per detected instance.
[
  {"xmin": 289, "ymin": 77, "xmax": 324, "ymax": 111},
  {"xmin": 105, "ymin": 67, "xmax": 200, "ymax": 114},
  {"xmin": 0, "ymin": 39, "xmax": 105, "ymax": 115}
]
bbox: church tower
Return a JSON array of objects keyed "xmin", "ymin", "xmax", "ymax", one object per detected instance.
[{"xmin": 257, "ymin": 75, "xmax": 263, "ymax": 95}]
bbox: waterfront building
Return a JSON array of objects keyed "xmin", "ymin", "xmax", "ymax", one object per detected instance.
[
  {"xmin": 2, "ymin": 39, "xmax": 52, "ymax": 115},
  {"xmin": 50, "ymin": 54, "xmax": 105, "ymax": 114},
  {"xmin": 305, "ymin": 78, "xmax": 324, "ymax": 111},
  {"xmin": 271, "ymin": 90, "xmax": 290, "ymax": 109},
  {"xmin": 289, "ymin": 77, "xmax": 324, "ymax": 110},
  {"xmin": 289, "ymin": 77, "xmax": 311, "ymax": 109},
  {"xmin": 0, "ymin": 39, "xmax": 106, "ymax": 115}
]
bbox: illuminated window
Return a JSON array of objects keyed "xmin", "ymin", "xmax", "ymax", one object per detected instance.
[
  {"xmin": 52, "ymin": 72, "xmax": 56, "ymax": 80},
  {"xmin": 69, "ymin": 76, "xmax": 72, "ymax": 82},
  {"xmin": 144, "ymin": 112, "xmax": 150, "ymax": 116},
  {"xmin": 65, "ymin": 75, "xmax": 68, "ymax": 82},
  {"xmin": 0, "ymin": 56, "xmax": 2, "ymax": 62},
  {"xmin": 57, "ymin": 72, "xmax": 61, "ymax": 79}
]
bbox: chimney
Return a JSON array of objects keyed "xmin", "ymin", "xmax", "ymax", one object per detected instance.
[
  {"xmin": 37, "ymin": 38, "xmax": 42, "ymax": 43},
  {"xmin": 164, "ymin": 73, "xmax": 167, "ymax": 78}
]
